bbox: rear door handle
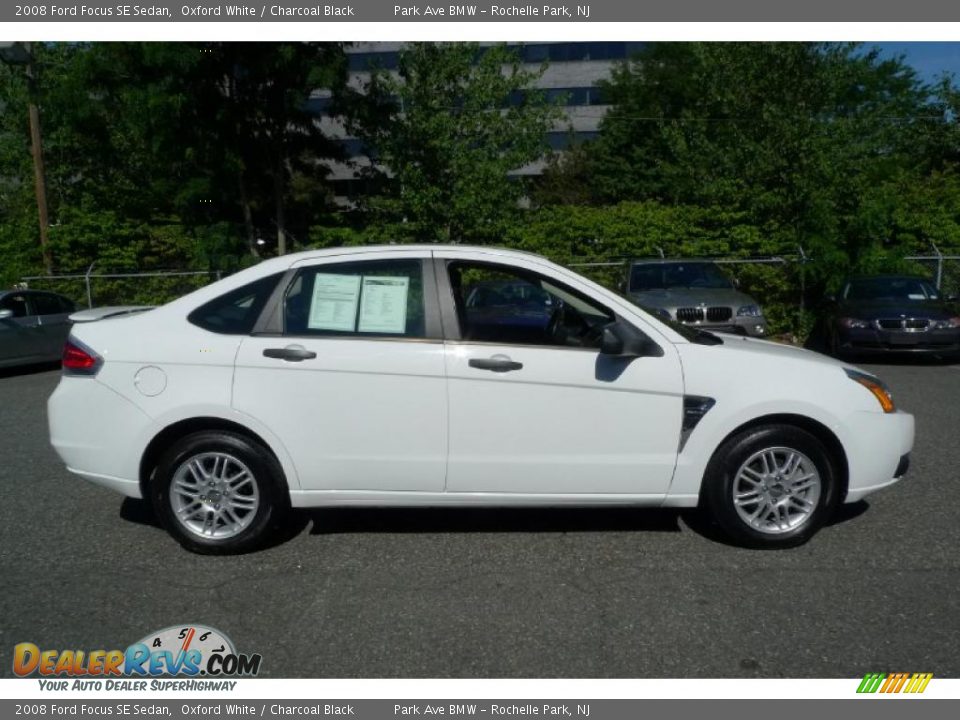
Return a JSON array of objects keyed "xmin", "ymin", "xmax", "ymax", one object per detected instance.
[
  {"xmin": 468, "ymin": 355, "xmax": 523, "ymax": 373},
  {"xmin": 263, "ymin": 345, "xmax": 317, "ymax": 362}
]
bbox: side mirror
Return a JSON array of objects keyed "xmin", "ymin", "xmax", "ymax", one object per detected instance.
[
  {"xmin": 601, "ymin": 326, "xmax": 624, "ymax": 355},
  {"xmin": 0, "ymin": 309, "xmax": 13, "ymax": 320},
  {"xmin": 601, "ymin": 320, "xmax": 662, "ymax": 358}
]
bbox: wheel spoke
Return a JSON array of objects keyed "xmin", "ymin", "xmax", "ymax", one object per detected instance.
[
  {"xmin": 187, "ymin": 459, "xmax": 206, "ymax": 484},
  {"xmin": 735, "ymin": 489, "xmax": 762, "ymax": 505},
  {"xmin": 227, "ymin": 472, "xmax": 251, "ymax": 490},
  {"xmin": 230, "ymin": 494, "xmax": 256, "ymax": 510},
  {"xmin": 784, "ymin": 452, "xmax": 801, "ymax": 478},
  {"xmin": 177, "ymin": 501, "xmax": 203, "ymax": 517},
  {"xmin": 740, "ymin": 467, "xmax": 764, "ymax": 483},
  {"xmin": 776, "ymin": 504, "xmax": 790, "ymax": 530},
  {"xmin": 790, "ymin": 476, "xmax": 817, "ymax": 493}
]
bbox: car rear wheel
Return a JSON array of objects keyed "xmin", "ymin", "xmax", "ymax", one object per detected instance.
[
  {"xmin": 702, "ymin": 424, "xmax": 840, "ymax": 548},
  {"xmin": 151, "ymin": 431, "xmax": 287, "ymax": 554}
]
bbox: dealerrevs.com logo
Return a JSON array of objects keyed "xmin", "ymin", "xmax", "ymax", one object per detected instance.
[{"xmin": 13, "ymin": 624, "xmax": 262, "ymax": 689}]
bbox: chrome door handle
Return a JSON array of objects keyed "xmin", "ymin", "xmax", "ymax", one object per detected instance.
[
  {"xmin": 263, "ymin": 345, "xmax": 317, "ymax": 362},
  {"xmin": 468, "ymin": 356, "xmax": 523, "ymax": 373}
]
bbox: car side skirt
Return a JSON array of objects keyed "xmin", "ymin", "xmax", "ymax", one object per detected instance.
[{"xmin": 289, "ymin": 490, "xmax": 668, "ymax": 508}]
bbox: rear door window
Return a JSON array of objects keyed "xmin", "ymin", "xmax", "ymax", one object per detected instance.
[{"xmin": 284, "ymin": 259, "xmax": 426, "ymax": 338}]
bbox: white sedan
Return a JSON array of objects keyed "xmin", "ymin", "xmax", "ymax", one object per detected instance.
[{"xmin": 48, "ymin": 245, "xmax": 914, "ymax": 553}]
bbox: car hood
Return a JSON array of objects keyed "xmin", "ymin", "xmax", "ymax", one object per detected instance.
[
  {"xmin": 628, "ymin": 287, "xmax": 756, "ymax": 309},
  {"xmin": 702, "ymin": 332, "xmax": 847, "ymax": 369},
  {"xmin": 836, "ymin": 299, "xmax": 955, "ymax": 320}
]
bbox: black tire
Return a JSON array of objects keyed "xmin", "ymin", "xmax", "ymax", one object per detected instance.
[
  {"xmin": 150, "ymin": 430, "xmax": 288, "ymax": 555},
  {"xmin": 702, "ymin": 424, "xmax": 840, "ymax": 549}
]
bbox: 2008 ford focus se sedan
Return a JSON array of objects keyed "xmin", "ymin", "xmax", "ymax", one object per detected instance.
[{"xmin": 48, "ymin": 245, "xmax": 914, "ymax": 553}]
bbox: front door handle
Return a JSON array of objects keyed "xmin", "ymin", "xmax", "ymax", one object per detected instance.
[
  {"xmin": 263, "ymin": 345, "xmax": 317, "ymax": 362},
  {"xmin": 469, "ymin": 355, "xmax": 523, "ymax": 373}
]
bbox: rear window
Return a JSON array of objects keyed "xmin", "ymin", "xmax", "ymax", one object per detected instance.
[
  {"xmin": 33, "ymin": 293, "xmax": 75, "ymax": 315},
  {"xmin": 188, "ymin": 274, "xmax": 281, "ymax": 335}
]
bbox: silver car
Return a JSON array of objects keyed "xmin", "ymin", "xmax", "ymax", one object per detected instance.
[
  {"xmin": 0, "ymin": 290, "xmax": 77, "ymax": 368},
  {"xmin": 626, "ymin": 260, "xmax": 768, "ymax": 337}
]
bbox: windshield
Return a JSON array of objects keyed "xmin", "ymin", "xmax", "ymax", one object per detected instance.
[
  {"xmin": 629, "ymin": 262, "xmax": 734, "ymax": 292},
  {"xmin": 844, "ymin": 278, "xmax": 939, "ymax": 302}
]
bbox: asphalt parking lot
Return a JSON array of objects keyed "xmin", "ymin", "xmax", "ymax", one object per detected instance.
[{"xmin": 1, "ymin": 359, "xmax": 959, "ymax": 678}]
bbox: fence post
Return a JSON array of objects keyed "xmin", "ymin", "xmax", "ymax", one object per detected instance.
[
  {"xmin": 796, "ymin": 245, "xmax": 807, "ymax": 326},
  {"xmin": 84, "ymin": 261, "xmax": 96, "ymax": 308},
  {"xmin": 931, "ymin": 242, "xmax": 944, "ymax": 290}
]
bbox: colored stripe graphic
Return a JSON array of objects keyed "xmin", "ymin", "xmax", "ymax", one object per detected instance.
[
  {"xmin": 857, "ymin": 673, "xmax": 885, "ymax": 693},
  {"xmin": 857, "ymin": 672, "xmax": 932, "ymax": 694}
]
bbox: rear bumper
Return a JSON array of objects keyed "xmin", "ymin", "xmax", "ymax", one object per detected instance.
[{"xmin": 48, "ymin": 376, "xmax": 149, "ymax": 496}]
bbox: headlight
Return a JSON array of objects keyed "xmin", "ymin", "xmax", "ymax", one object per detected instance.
[
  {"xmin": 839, "ymin": 317, "xmax": 870, "ymax": 329},
  {"xmin": 930, "ymin": 317, "xmax": 960, "ymax": 329},
  {"xmin": 737, "ymin": 305, "xmax": 762, "ymax": 317},
  {"xmin": 844, "ymin": 368, "xmax": 895, "ymax": 413}
]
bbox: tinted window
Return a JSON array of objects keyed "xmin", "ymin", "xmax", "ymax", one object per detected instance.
[
  {"xmin": 0, "ymin": 294, "xmax": 30, "ymax": 318},
  {"xmin": 188, "ymin": 274, "xmax": 281, "ymax": 335},
  {"xmin": 629, "ymin": 262, "xmax": 733, "ymax": 292},
  {"xmin": 845, "ymin": 278, "xmax": 938, "ymax": 301},
  {"xmin": 32, "ymin": 293, "xmax": 74, "ymax": 315},
  {"xmin": 448, "ymin": 262, "xmax": 613, "ymax": 349},
  {"xmin": 284, "ymin": 259, "xmax": 425, "ymax": 338}
]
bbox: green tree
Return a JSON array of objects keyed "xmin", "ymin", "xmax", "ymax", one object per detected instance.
[
  {"xmin": 543, "ymin": 42, "xmax": 959, "ymax": 292},
  {"xmin": 344, "ymin": 43, "xmax": 563, "ymax": 243}
]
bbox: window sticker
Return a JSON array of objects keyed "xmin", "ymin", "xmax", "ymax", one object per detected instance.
[
  {"xmin": 307, "ymin": 273, "xmax": 362, "ymax": 331},
  {"xmin": 358, "ymin": 276, "xmax": 409, "ymax": 334}
]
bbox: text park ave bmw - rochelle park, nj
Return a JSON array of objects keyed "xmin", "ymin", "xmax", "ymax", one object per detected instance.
[{"xmin": 46, "ymin": 245, "xmax": 914, "ymax": 553}]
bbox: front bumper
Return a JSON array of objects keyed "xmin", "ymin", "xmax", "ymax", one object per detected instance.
[
  {"xmin": 842, "ymin": 410, "xmax": 915, "ymax": 503},
  {"xmin": 678, "ymin": 318, "xmax": 769, "ymax": 337},
  {"xmin": 838, "ymin": 326, "xmax": 960, "ymax": 355}
]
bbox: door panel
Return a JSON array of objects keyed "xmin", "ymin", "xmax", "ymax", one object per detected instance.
[
  {"xmin": 234, "ymin": 338, "xmax": 447, "ymax": 492},
  {"xmin": 437, "ymin": 256, "xmax": 684, "ymax": 496},
  {"xmin": 231, "ymin": 255, "xmax": 447, "ymax": 493},
  {"xmin": 0, "ymin": 294, "xmax": 43, "ymax": 362},
  {"xmin": 33, "ymin": 293, "xmax": 75, "ymax": 357},
  {"xmin": 444, "ymin": 344, "xmax": 683, "ymax": 494}
]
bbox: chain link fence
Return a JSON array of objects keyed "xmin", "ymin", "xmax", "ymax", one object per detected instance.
[
  {"xmin": 905, "ymin": 253, "xmax": 960, "ymax": 298},
  {"xmin": 20, "ymin": 268, "xmax": 222, "ymax": 308}
]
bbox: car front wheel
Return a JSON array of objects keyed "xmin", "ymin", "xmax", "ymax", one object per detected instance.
[
  {"xmin": 702, "ymin": 424, "xmax": 840, "ymax": 548},
  {"xmin": 151, "ymin": 431, "xmax": 287, "ymax": 554}
]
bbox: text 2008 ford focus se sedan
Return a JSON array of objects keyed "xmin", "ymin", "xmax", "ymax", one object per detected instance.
[{"xmin": 48, "ymin": 246, "xmax": 914, "ymax": 553}]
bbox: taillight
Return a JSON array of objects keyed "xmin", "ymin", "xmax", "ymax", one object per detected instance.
[{"xmin": 62, "ymin": 339, "xmax": 102, "ymax": 376}]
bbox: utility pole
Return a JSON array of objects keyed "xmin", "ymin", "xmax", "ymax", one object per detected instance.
[
  {"xmin": 25, "ymin": 43, "xmax": 53, "ymax": 275},
  {"xmin": 1, "ymin": 42, "xmax": 52, "ymax": 275}
]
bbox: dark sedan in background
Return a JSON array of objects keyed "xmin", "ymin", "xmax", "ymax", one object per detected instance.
[
  {"xmin": 825, "ymin": 275, "xmax": 960, "ymax": 359},
  {"xmin": 0, "ymin": 289, "xmax": 77, "ymax": 368}
]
